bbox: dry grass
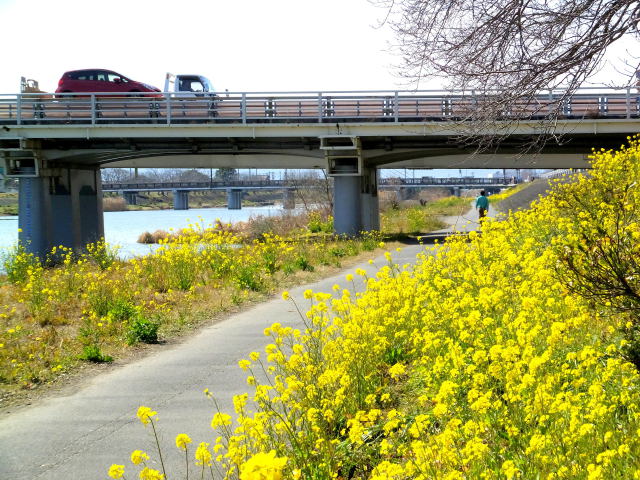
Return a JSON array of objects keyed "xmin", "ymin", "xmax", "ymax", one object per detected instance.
[{"xmin": 103, "ymin": 197, "xmax": 128, "ymax": 212}]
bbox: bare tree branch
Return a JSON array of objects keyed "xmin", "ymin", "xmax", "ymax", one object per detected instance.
[{"xmin": 373, "ymin": 0, "xmax": 640, "ymax": 150}]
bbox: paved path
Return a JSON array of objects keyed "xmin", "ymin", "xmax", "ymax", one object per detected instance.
[{"xmin": 0, "ymin": 244, "xmax": 429, "ymax": 480}]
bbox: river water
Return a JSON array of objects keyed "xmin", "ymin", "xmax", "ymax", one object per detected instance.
[{"xmin": 0, "ymin": 206, "xmax": 285, "ymax": 258}]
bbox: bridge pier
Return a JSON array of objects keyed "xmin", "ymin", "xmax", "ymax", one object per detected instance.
[
  {"xmin": 227, "ymin": 188, "xmax": 243, "ymax": 210},
  {"xmin": 332, "ymin": 166, "xmax": 379, "ymax": 235},
  {"xmin": 283, "ymin": 189, "xmax": 295, "ymax": 210},
  {"xmin": 173, "ymin": 189, "xmax": 190, "ymax": 210},
  {"xmin": 396, "ymin": 187, "xmax": 412, "ymax": 202},
  {"xmin": 122, "ymin": 191, "xmax": 138, "ymax": 205},
  {"xmin": 18, "ymin": 166, "xmax": 104, "ymax": 258}
]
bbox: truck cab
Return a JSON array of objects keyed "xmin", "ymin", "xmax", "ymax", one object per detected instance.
[{"xmin": 165, "ymin": 73, "xmax": 215, "ymax": 97}]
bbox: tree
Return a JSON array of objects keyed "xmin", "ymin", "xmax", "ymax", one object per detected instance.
[
  {"xmin": 374, "ymin": 0, "xmax": 640, "ymax": 148},
  {"xmin": 214, "ymin": 168, "xmax": 238, "ymax": 182}
]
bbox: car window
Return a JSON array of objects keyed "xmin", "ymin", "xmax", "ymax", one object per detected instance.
[
  {"xmin": 70, "ymin": 70, "xmax": 102, "ymax": 81},
  {"xmin": 95, "ymin": 72, "xmax": 108, "ymax": 82},
  {"xmin": 107, "ymin": 73, "xmax": 126, "ymax": 83},
  {"xmin": 72, "ymin": 72, "xmax": 92, "ymax": 80}
]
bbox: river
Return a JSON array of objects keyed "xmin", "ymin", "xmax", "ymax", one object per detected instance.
[{"xmin": 0, "ymin": 206, "xmax": 285, "ymax": 258}]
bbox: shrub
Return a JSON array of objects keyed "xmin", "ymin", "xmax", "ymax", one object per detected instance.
[
  {"xmin": 126, "ymin": 316, "xmax": 160, "ymax": 345},
  {"xmin": 80, "ymin": 345, "xmax": 113, "ymax": 363},
  {"xmin": 233, "ymin": 264, "xmax": 265, "ymax": 291},
  {"xmin": 2, "ymin": 243, "xmax": 38, "ymax": 285},
  {"xmin": 102, "ymin": 196, "xmax": 127, "ymax": 212}
]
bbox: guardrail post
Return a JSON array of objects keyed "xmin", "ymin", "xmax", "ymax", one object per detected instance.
[
  {"xmin": 166, "ymin": 94, "xmax": 172, "ymax": 125},
  {"xmin": 17, "ymin": 94, "xmax": 21, "ymax": 125},
  {"xmin": 394, "ymin": 91, "xmax": 399, "ymax": 122},
  {"xmin": 91, "ymin": 94, "xmax": 96, "ymax": 125},
  {"xmin": 241, "ymin": 93, "xmax": 247, "ymax": 124},
  {"xmin": 627, "ymin": 87, "xmax": 631, "ymax": 119},
  {"xmin": 318, "ymin": 93, "xmax": 323, "ymax": 123}
]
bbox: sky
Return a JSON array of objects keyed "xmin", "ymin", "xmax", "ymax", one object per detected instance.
[
  {"xmin": 0, "ymin": 0, "xmax": 407, "ymax": 94},
  {"xmin": 2, "ymin": 0, "xmax": 638, "ymax": 95}
]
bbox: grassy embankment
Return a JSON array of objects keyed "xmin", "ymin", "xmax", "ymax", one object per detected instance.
[
  {"xmin": 107, "ymin": 142, "xmax": 640, "ymax": 479},
  {"xmin": 0, "ymin": 196, "xmax": 468, "ymax": 407},
  {"xmin": 0, "ymin": 193, "xmax": 18, "ymax": 216}
]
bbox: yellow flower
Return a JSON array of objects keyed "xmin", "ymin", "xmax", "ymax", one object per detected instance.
[
  {"xmin": 388, "ymin": 363, "xmax": 406, "ymax": 379},
  {"xmin": 139, "ymin": 466, "xmax": 164, "ymax": 480},
  {"xmin": 240, "ymin": 450, "xmax": 287, "ymax": 480},
  {"xmin": 108, "ymin": 464, "xmax": 125, "ymax": 479},
  {"xmin": 281, "ymin": 291, "xmax": 290, "ymax": 300},
  {"xmin": 195, "ymin": 442, "xmax": 212, "ymax": 466},
  {"xmin": 130, "ymin": 450, "xmax": 149, "ymax": 465},
  {"xmin": 136, "ymin": 406, "xmax": 157, "ymax": 425},
  {"xmin": 211, "ymin": 412, "xmax": 233, "ymax": 428},
  {"xmin": 303, "ymin": 289, "xmax": 313, "ymax": 299},
  {"xmin": 175, "ymin": 433, "xmax": 192, "ymax": 450}
]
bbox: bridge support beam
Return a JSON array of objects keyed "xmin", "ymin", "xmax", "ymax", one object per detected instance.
[
  {"xmin": 332, "ymin": 166, "xmax": 379, "ymax": 235},
  {"xmin": 173, "ymin": 189, "xmax": 190, "ymax": 210},
  {"xmin": 227, "ymin": 188, "xmax": 243, "ymax": 210},
  {"xmin": 18, "ymin": 166, "xmax": 104, "ymax": 258},
  {"xmin": 283, "ymin": 189, "xmax": 295, "ymax": 210},
  {"xmin": 123, "ymin": 191, "xmax": 138, "ymax": 205}
]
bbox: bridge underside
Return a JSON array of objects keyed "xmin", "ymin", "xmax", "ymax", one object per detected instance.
[{"xmin": 4, "ymin": 131, "xmax": 628, "ymax": 170}]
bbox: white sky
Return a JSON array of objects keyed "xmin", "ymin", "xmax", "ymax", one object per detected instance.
[
  {"xmin": 0, "ymin": 0, "xmax": 408, "ymax": 93},
  {"xmin": 2, "ymin": 0, "xmax": 638, "ymax": 95}
]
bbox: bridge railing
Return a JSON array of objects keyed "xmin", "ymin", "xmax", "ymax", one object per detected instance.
[
  {"xmin": 101, "ymin": 179, "xmax": 294, "ymax": 190},
  {"xmin": 0, "ymin": 87, "xmax": 637, "ymax": 125}
]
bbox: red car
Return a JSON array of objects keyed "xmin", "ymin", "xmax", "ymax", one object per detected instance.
[{"xmin": 55, "ymin": 69, "xmax": 162, "ymax": 97}]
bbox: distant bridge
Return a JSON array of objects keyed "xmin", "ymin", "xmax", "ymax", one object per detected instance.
[{"xmin": 103, "ymin": 176, "xmax": 515, "ymax": 210}]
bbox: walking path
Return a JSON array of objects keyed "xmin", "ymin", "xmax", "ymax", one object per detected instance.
[{"xmin": 0, "ymin": 206, "xmax": 489, "ymax": 480}]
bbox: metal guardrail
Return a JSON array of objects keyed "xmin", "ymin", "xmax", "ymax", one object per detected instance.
[
  {"xmin": 102, "ymin": 180, "xmax": 294, "ymax": 190},
  {"xmin": 0, "ymin": 87, "xmax": 638, "ymax": 125}
]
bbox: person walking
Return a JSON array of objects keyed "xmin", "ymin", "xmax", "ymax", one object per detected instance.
[{"xmin": 476, "ymin": 190, "xmax": 489, "ymax": 221}]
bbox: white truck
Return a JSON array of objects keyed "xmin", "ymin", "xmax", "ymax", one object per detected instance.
[{"xmin": 164, "ymin": 73, "xmax": 215, "ymax": 97}]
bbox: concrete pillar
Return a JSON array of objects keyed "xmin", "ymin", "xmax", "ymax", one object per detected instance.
[
  {"xmin": 396, "ymin": 187, "xmax": 411, "ymax": 202},
  {"xmin": 227, "ymin": 188, "xmax": 243, "ymax": 210},
  {"xmin": 173, "ymin": 189, "xmax": 189, "ymax": 210},
  {"xmin": 333, "ymin": 166, "xmax": 379, "ymax": 235},
  {"xmin": 123, "ymin": 191, "xmax": 138, "ymax": 205},
  {"xmin": 333, "ymin": 176, "xmax": 361, "ymax": 235},
  {"xmin": 19, "ymin": 167, "xmax": 104, "ymax": 258},
  {"xmin": 283, "ymin": 189, "xmax": 295, "ymax": 210},
  {"xmin": 360, "ymin": 167, "xmax": 379, "ymax": 231},
  {"xmin": 452, "ymin": 186, "xmax": 461, "ymax": 197}
]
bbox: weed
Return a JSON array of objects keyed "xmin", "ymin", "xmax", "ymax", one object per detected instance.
[
  {"xmin": 80, "ymin": 345, "xmax": 113, "ymax": 363},
  {"xmin": 126, "ymin": 315, "xmax": 160, "ymax": 345}
]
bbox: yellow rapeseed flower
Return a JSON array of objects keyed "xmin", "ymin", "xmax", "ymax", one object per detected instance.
[
  {"xmin": 130, "ymin": 449, "xmax": 149, "ymax": 465},
  {"xmin": 175, "ymin": 433, "xmax": 192, "ymax": 450},
  {"xmin": 107, "ymin": 464, "xmax": 125, "ymax": 479},
  {"xmin": 136, "ymin": 406, "xmax": 157, "ymax": 425}
]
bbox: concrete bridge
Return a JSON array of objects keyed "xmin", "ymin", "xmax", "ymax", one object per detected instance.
[
  {"xmin": 104, "ymin": 176, "xmax": 514, "ymax": 210},
  {"xmin": 0, "ymin": 87, "xmax": 637, "ymax": 256},
  {"xmin": 102, "ymin": 179, "xmax": 298, "ymax": 210}
]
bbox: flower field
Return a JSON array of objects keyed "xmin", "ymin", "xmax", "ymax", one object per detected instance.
[
  {"xmin": 114, "ymin": 140, "xmax": 640, "ymax": 479},
  {"xmin": 0, "ymin": 219, "xmax": 384, "ymax": 402}
]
